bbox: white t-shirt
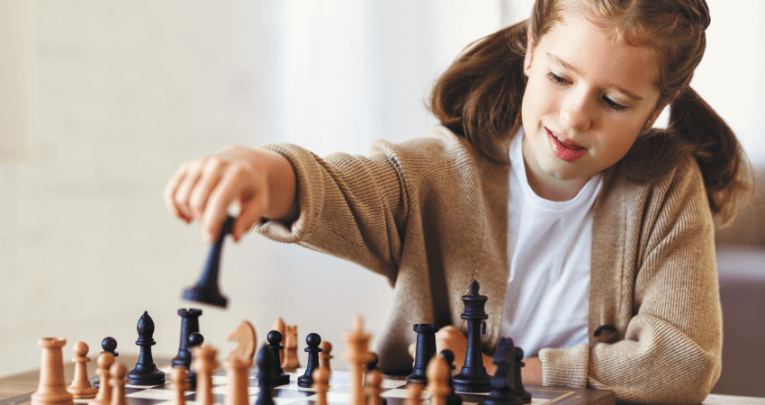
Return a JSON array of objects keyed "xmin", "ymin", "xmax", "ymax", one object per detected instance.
[{"xmin": 499, "ymin": 130, "xmax": 603, "ymax": 358}]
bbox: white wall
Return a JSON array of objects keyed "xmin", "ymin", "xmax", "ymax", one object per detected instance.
[{"xmin": 1, "ymin": 0, "xmax": 763, "ymax": 378}]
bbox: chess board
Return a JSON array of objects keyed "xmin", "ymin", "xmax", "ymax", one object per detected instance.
[{"xmin": 0, "ymin": 366, "xmax": 614, "ymax": 405}]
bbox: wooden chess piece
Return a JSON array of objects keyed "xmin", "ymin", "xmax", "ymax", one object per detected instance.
[
  {"xmin": 319, "ymin": 341, "xmax": 333, "ymax": 370},
  {"xmin": 67, "ymin": 342, "xmax": 98, "ymax": 399},
  {"xmin": 312, "ymin": 366, "xmax": 331, "ymax": 405},
  {"xmin": 282, "ymin": 325, "xmax": 300, "ymax": 369},
  {"xmin": 343, "ymin": 316, "xmax": 374, "ymax": 405},
  {"xmin": 89, "ymin": 353, "xmax": 115, "ymax": 405},
  {"xmin": 272, "ymin": 318, "xmax": 286, "ymax": 366},
  {"xmin": 192, "ymin": 344, "xmax": 218, "ymax": 405},
  {"xmin": 406, "ymin": 382, "xmax": 423, "ymax": 405},
  {"xmin": 427, "ymin": 355, "xmax": 451, "ymax": 405},
  {"xmin": 366, "ymin": 370, "xmax": 385, "ymax": 405},
  {"xmin": 109, "ymin": 363, "xmax": 127, "ymax": 405},
  {"xmin": 31, "ymin": 337, "xmax": 74, "ymax": 405},
  {"xmin": 223, "ymin": 356, "xmax": 249, "ymax": 405},
  {"xmin": 227, "ymin": 320, "xmax": 257, "ymax": 366},
  {"xmin": 171, "ymin": 368, "xmax": 190, "ymax": 405}
]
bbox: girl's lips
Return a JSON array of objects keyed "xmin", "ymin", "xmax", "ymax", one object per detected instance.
[
  {"xmin": 546, "ymin": 128, "xmax": 587, "ymax": 162},
  {"xmin": 546, "ymin": 128, "xmax": 584, "ymax": 149}
]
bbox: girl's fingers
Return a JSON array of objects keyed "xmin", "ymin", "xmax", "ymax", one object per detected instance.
[
  {"xmin": 189, "ymin": 157, "xmax": 226, "ymax": 220},
  {"xmin": 164, "ymin": 163, "xmax": 191, "ymax": 221},
  {"xmin": 174, "ymin": 160, "xmax": 205, "ymax": 221},
  {"xmin": 202, "ymin": 164, "xmax": 261, "ymax": 242}
]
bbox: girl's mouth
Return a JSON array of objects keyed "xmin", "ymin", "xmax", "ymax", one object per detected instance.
[{"xmin": 546, "ymin": 128, "xmax": 587, "ymax": 162}]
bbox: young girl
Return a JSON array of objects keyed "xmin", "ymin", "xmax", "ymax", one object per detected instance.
[{"xmin": 164, "ymin": 0, "xmax": 753, "ymax": 403}]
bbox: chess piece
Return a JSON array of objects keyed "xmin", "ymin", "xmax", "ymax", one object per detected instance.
[
  {"xmin": 343, "ymin": 316, "xmax": 375, "ymax": 405},
  {"xmin": 427, "ymin": 355, "xmax": 451, "ymax": 405},
  {"xmin": 266, "ymin": 331, "xmax": 290, "ymax": 386},
  {"xmin": 312, "ymin": 366, "xmax": 331, "ymax": 405},
  {"xmin": 182, "ymin": 215, "xmax": 234, "ymax": 308},
  {"xmin": 513, "ymin": 348, "xmax": 531, "ymax": 404},
  {"xmin": 282, "ymin": 325, "xmax": 300, "ymax": 369},
  {"xmin": 88, "ymin": 353, "xmax": 115, "ymax": 405},
  {"xmin": 406, "ymin": 324, "xmax": 439, "ymax": 385},
  {"xmin": 223, "ymin": 356, "xmax": 249, "ymax": 405},
  {"xmin": 406, "ymin": 382, "xmax": 423, "ymax": 405},
  {"xmin": 272, "ymin": 318, "xmax": 286, "ymax": 366},
  {"xmin": 109, "ymin": 363, "xmax": 127, "ymax": 405},
  {"xmin": 367, "ymin": 353, "xmax": 380, "ymax": 371},
  {"xmin": 227, "ymin": 320, "xmax": 257, "ymax": 366},
  {"xmin": 93, "ymin": 338, "xmax": 118, "ymax": 388},
  {"xmin": 127, "ymin": 311, "xmax": 165, "ymax": 385},
  {"xmin": 255, "ymin": 345, "xmax": 275, "ymax": 405},
  {"xmin": 31, "ymin": 337, "xmax": 74, "ymax": 405},
  {"xmin": 171, "ymin": 368, "xmax": 190, "ymax": 405},
  {"xmin": 439, "ymin": 350, "xmax": 462, "ymax": 405},
  {"xmin": 482, "ymin": 338, "xmax": 523, "ymax": 405},
  {"xmin": 186, "ymin": 332, "xmax": 205, "ymax": 388},
  {"xmin": 67, "ymin": 342, "xmax": 98, "ymax": 399},
  {"xmin": 319, "ymin": 341, "xmax": 333, "ymax": 370},
  {"xmin": 191, "ymin": 344, "xmax": 218, "ymax": 405},
  {"xmin": 298, "ymin": 333, "xmax": 322, "ymax": 388},
  {"xmin": 452, "ymin": 281, "xmax": 491, "ymax": 393},
  {"xmin": 172, "ymin": 309, "xmax": 203, "ymax": 370},
  {"xmin": 366, "ymin": 370, "xmax": 385, "ymax": 405}
]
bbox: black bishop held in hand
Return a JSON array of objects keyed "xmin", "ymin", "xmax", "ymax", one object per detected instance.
[{"xmin": 127, "ymin": 311, "xmax": 165, "ymax": 385}]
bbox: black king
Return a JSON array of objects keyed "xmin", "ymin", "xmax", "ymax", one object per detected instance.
[{"xmin": 452, "ymin": 280, "xmax": 491, "ymax": 393}]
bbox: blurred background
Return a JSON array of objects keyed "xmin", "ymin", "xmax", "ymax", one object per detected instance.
[{"xmin": 1, "ymin": 0, "xmax": 763, "ymax": 397}]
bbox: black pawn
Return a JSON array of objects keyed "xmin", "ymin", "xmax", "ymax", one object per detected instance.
[
  {"xmin": 172, "ymin": 309, "xmax": 203, "ymax": 368},
  {"xmin": 367, "ymin": 352, "xmax": 379, "ymax": 372},
  {"xmin": 406, "ymin": 324, "xmax": 440, "ymax": 385},
  {"xmin": 127, "ymin": 311, "xmax": 165, "ymax": 385},
  {"xmin": 255, "ymin": 345, "xmax": 275, "ymax": 405},
  {"xmin": 514, "ymin": 347, "xmax": 531, "ymax": 404},
  {"xmin": 186, "ymin": 332, "xmax": 204, "ymax": 388},
  {"xmin": 452, "ymin": 280, "xmax": 491, "ymax": 393},
  {"xmin": 297, "ymin": 333, "xmax": 322, "ymax": 388},
  {"xmin": 267, "ymin": 331, "xmax": 290, "ymax": 386},
  {"xmin": 482, "ymin": 338, "xmax": 523, "ymax": 405},
  {"xmin": 94, "ymin": 337, "xmax": 119, "ymax": 388},
  {"xmin": 440, "ymin": 350, "xmax": 463, "ymax": 405},
  {"xmin": 182, "ymin": 216, "xmax": 234, "ymax": 308}
]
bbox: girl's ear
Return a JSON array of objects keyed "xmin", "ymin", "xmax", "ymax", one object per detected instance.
[{"xmin": 524, "ymin": 27, "xmax": 535, "ymax": 77}]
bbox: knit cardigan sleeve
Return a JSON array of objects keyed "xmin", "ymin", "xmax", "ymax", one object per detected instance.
[{"xmin": 540, "ymin": 157, "xmax": 722, "ymax": 404}]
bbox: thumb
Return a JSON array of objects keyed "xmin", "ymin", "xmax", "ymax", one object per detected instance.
[{"xmin": 234, "ymin": 195, "xmax": 267, "ymax": 241}]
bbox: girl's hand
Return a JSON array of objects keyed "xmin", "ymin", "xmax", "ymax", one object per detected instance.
[
  {"xmin": 435, "ymin": 326, "xmax": 496, "ymax": 375},
  {"xmin": 163, "ymin": 145, "xmax": 298, "ymax": 242}
]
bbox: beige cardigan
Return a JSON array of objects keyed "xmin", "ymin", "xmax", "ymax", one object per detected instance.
[{"xmin": 253, "ymin": 125, "xmax": 722, "ymax": 404}]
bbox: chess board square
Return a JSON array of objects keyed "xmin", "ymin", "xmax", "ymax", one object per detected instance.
[
  {"xmin": 127, "ymin": 389, "xmax": 192, "ymax": 400},
  {"xmin": 211, "ymin": 385, "xmax": 259, "ymax": 396}
]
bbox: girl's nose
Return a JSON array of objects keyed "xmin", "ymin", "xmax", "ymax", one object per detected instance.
[{"xmin": 559, "ymin": 90, "xmax": 594, "ymax": 131}]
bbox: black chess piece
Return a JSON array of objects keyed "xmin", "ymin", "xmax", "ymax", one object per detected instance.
[
  {"xmin": 186, "ymin": 332, "xmax": 204, "ymax": 388},
  {"xmin": 452, "ymin": 280, "xmax": 491, "ymax": 393},
  {"xmin": 406, "ymin": 323, "xmax": 439, "ymax": 385},
  {"xmin": 267, "ymin": 330, "xmax": 290, "ymax": 386},
  {"xmin": 297, "ymin": 333, "xmax": 322, "ymax": 388},
  {"xmin": 255, "ymin": 345, "xmax": 275, "ymax": 405},
  {"xmin": 513, "ymin": 347, "xmax": 531, "ymax": 404},
  {"xmin": 127, "ymin": 311, "xmax": 165, "ymax": 385},
  {"xmin": 367, "ymin": 352, "xmax": 380, "ymax": 371},
  {"xmin": 94, "ymin": 337, "xmax": 119, "ymax": 388},
  {"xmin": 181, "ymin": 215, "xmax": 235, "ymax": 308},
  {"xmin": 440, "ymin": 350, "xmax": 463, "ymax": 405},
  {"xmin": 172, "ymin": 309, "xmax": 202, "ymax": 368},
  {"xmin": 482, "ymin": 338, "xmax": 523, "ymax": 405}
]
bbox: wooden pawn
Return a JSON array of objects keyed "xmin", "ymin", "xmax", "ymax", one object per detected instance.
[
  {"xmin": 171, "ymin": 368, "xmax": 189, "ymax": 405},
  {"xmin": 312, "ymin": 366, "xmax": 331, "ymax": 405},
  {"xmin": 192, "ymin": 344, "xmax": 218, "ymax": 405},
  {"xmin": 406, "ymin": 383, "xmax": 423, "ymax": 405},
  {"xmin": 88, "ymin": 353, "xmax": 115, "ymax": 405},
  {"xmin": 223, "ymin": 356, "xmax": 250, "ymax": 405},
  {"xmin": 109, "ymin": 363, "xmax": 127, "ymax": 405},
  {"xmin": 319, "ymin": 341, "xmax": 333, "ymax": 371},
  {"xmin": 426, "ymin": 356, "xmax": 450, "ymax": 405},
  {"xmin": 365, "ymin": 370, "xmax": 384, "ymax": 405},
  {"xmin": 68, "ymin": 342, "xmax": 98, "ymax": 399}
]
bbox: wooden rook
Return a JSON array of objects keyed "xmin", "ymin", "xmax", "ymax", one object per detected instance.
[
  {"xmin": 31, "ymin": 337, "xmax": 74, "ymax": 405},
  {"xmin": 312, "ymin": 366, "xmax": 331, "ymax": 405},
  {"xmin": 427, "ymin": 355, "xmax": 451, "ymax": 405},
  {"xmin": 192, "ymin": 344, "xmax": 218, "ymax": 405},
  {"xmin": 88, "ymin": 353, "xmax": 115, "ymax": 405},
  {"xmin": 67, "ymin": 342, "xmax": 98, "ymax": 399},
  {"xmin": 171, "ymin": 368, "xmax": 190, "ymax": 405},
  {"xmin": 452, "ymin": 281, "xmax": 491, "ymax": 393},
  {"xmin": 319, "ymin": 341, "xmax": 333, "ymax": 370},
  {"xmin": 343, "ymin": 316, "xmax": 375, "ymax": 405},
  {"xmin": 109, "ymin": 363, "xmax": 127, "ymax": 405}
]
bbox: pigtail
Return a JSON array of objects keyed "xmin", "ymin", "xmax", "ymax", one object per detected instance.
[
  {"xmin": 429, "ymin": 21, "xmax": 529, "ymax": 163},
  {"xmin": 667, "ymin": 87, "xmax": 754, "ymax": 226}
]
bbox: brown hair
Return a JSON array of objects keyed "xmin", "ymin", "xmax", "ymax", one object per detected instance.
[{"xmin": 429, "ymin": 0, "xmax": 754, "ymax": 226}]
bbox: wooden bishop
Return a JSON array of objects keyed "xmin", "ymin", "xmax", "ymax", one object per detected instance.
[{"xmin": 427, "ymin": 356, "xmax": 450, "ymax": 405}]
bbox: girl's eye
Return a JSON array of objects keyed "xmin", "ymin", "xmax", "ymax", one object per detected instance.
[
  {"xmin": 603, "ymin": 96, "xmax": 627, "ymax": 112},
  {"xmin": 547, "ymin": 72, "xmax": 569, "ymax": 85}
]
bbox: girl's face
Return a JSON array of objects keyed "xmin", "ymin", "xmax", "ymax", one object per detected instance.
[{"xmin": 520, "ymin": 14, "xmax": 663, "ymax": 200}]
